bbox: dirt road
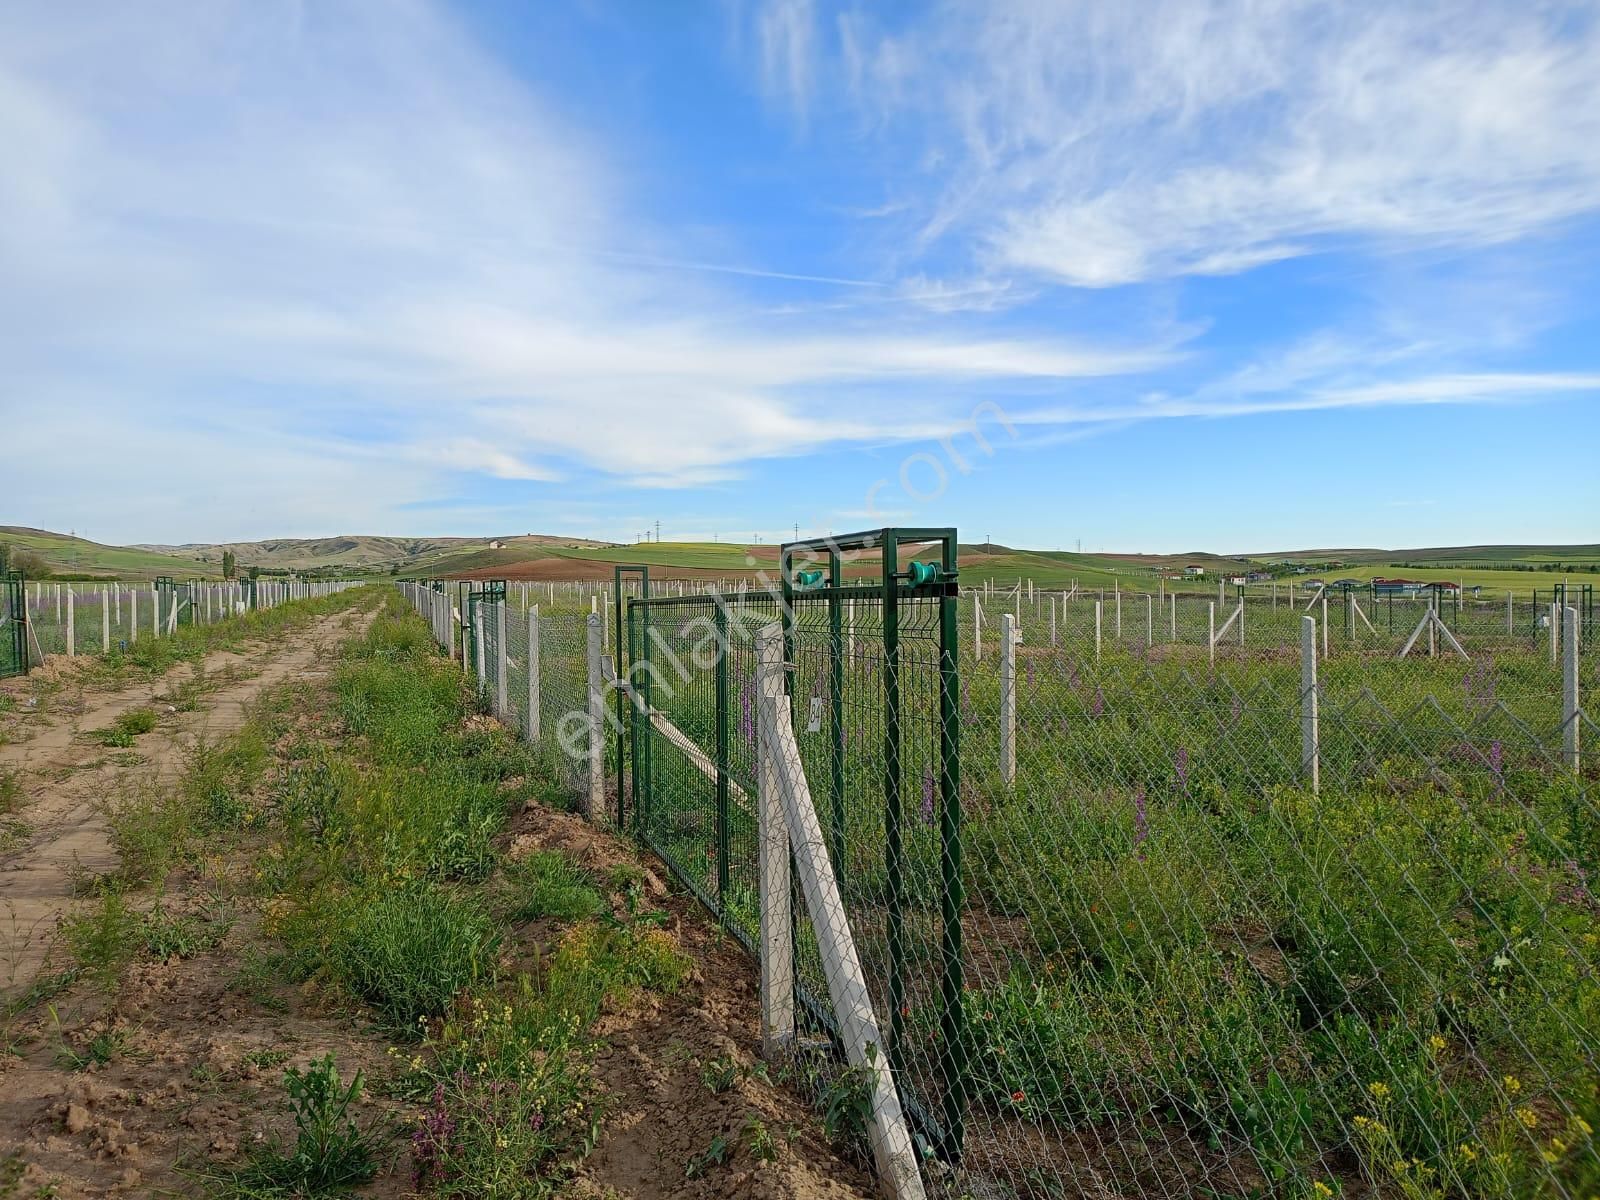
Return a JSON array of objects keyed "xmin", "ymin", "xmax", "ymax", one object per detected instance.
[{"xmin": 0, "ymin": 608, "xmax": 370, "ymax": 990}]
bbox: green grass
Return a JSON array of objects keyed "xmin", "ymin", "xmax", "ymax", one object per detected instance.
[
  {"xmin": 500, "ymin": 850, "xmax": 606, "ymax": 923},
  {"xmin": 0, "ymin": 526, "xmax": 224, "ymax": 580},
  {"xmin": 627, "ymin": 587, "xmax": 1598, "ymax": 1200}
]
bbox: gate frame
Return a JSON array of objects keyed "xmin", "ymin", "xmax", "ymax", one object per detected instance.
[
  {"xmin": 613, "ymin": 565, "xmax": 650, "ymax": 827},
  {"xmin": 779, "ymin": 526, "xmax": 968, "ymax": 1164},
  {"xmin": 1, "ymin": 569, "xmax": 25, "ymax": 679}
]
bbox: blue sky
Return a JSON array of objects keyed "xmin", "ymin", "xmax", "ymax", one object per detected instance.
[{"xmin": 2, "ymin": 1, "xmax": 1597, "ymax": 551}]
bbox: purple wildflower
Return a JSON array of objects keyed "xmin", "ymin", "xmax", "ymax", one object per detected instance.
[
  {"xmin": 1090, "ymin": 686, "xmax": 1105, "ymax": 719},
  {"xmin": 920, "ymin": 766, "xmax": 935, "ymax": 825},
  {"xmin": 1174, "ymin": 746, "xmax": 1190, "ymax": 792},
  {"xmin": 1489, "ymin": 740, "xmax": 1504, "ymax": 791},
  {"xmin": 1133, "ymin": 787, "xmax": 1149, "ymax": 860}
]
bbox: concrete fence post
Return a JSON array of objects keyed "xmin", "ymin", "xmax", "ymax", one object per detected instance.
[
  {"xmin": 585, "ymin": 613, "xmax": 604, "ymax": 822},
  {"xmin": 130, "ymin": 588, "xmax": 138, "ymax": 644},
  {"xmin": 495, "ymin": 600, "xmax": 508, "ymax": 719},
  {"xmin": 1208, "ymin": 602, "xmax": 1216, "ymax": 667},
  {"xmin": 474, "ymin": 603, "xmax": 486, "ymax": 686},
  {"xmin": 65, "ymin": 588, "xmax": 75, "ymax": 657},
  {"xmin": 1146, "ymin": 594, "xmax": 1153, "ymax": 648},
  {"xmin": 527, "ymin": 605, "xmax": 541, "ymax": 742},
  {"xmin": 1564, "ymin": 606, "xmax": 1581, "ymax": 777},
  {"xmin": 755, "ymin": 624, "xmax": 795, "ymax": 1057},
  {"xmin": 1550, "ymin": 601, "xmax": 1560, "ymax": 666},
  {"xmin": 1094, "ymin": 600, "xmax": 1102, "ymax": 661},
  {"xmin": 102, "ymin": 588, "xmax": 110, "ymax": 653},
  {"xmin": 973, "ymin": 594, "xmax": 982, "ymax": 660},
  {"xmin": 1301, "ymin": 616, "xmax": 1320, "ymax": 795},
  {"xmin": 1115, "ymin": 591, "xmax": 1122, "ymax": 641},
  {"xmin": 1000, "ymin": 613, "xmax": 1017, "ymax": 786}
]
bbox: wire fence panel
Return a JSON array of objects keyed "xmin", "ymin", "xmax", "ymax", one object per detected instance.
[{"xmin": 401, "ymin": 572, "xmax": 1599, "ymax": 1200}]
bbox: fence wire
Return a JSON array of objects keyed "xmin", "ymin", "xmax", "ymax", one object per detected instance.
[{"xmin": 405, "ymin": 578, "xmax": 1599, "ymax": 1200}]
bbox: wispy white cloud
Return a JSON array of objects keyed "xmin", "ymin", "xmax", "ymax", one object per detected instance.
[
  {"xmin": 0, "ymin": 0, "xmax": 1171, "ymax": 537},
  {"xmin": 785, "ymin": 1, "xmax": 1600, "ymax": 287}
]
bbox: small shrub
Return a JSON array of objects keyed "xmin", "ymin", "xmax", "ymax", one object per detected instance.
[
  {"xmin": 700, "ymin": 1054, "xmax": 740, "ymax": 1095},
  {"xmin": 684, "ymin": 1132, "xmax": 733, "ymax": 1179},
  {"xmin": 0, "ymin": 766, "xmax": 21, "ymax": 814},
  {"xmin": 61, "ymin": 888, "xmax": 139, "ymax": 987},
  {"xmin": 226, "ymin": 1055, "xmax": 382, "ymax": 1195}
]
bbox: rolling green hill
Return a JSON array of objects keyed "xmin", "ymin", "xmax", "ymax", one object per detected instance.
[
  {"xmin": 0, "ymin": 526, "xmax": 223, "ymax": 580},
  {"xmin": 6, "ymin": 525, "xmax": 1595, "ymax": 592}
]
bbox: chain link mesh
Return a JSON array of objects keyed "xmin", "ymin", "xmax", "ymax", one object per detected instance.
[{"xmin": 403, "ymin": 577, "xmax": 1598, "ymax": 1199}]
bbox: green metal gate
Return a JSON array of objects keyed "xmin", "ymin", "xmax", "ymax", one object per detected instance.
[
  {"xmin": 1, "ymin": 571, "xmax": 24, "ymax": 679},
  {"xmin": 154, "ymin": 576, "xmax": 194, "ymax": 629},
  {"xmin": 622, "ymin": 528, "xmax": 968, "ymax": 1165}
]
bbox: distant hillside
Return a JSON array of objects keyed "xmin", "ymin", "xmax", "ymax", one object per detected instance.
[
  {"xmin": 7, "ymin": 526, "xmax": 1595, "ymax": 588},
  {"xmin": 135, "ymin": 532, "xmax": 612, "ymax": 572},
  {"xmin": 0, "ymin": 526, "xmax": 222, "ymax": 580},
  {"xmin": 1246, "ymin": 544, "xmax": 1600, "ymax": 568}
]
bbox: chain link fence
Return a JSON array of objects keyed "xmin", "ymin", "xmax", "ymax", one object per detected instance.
[
  {"xmin": 402, "ymin": 564, "xmax": 1598, "ymax": 1200},
  {"xmin": 14, "ymin": 578, "xmax": 361, "ymax": 663}
]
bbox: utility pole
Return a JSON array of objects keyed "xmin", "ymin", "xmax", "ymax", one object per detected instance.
[{"xmin": 655, "ymin": 520, "xmax": 661, "ymax": 543}]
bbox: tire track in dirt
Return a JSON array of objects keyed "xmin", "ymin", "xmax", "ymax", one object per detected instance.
[{"xmin": 0, "ymin": 608, "xmax": 372, "ymax": 991}]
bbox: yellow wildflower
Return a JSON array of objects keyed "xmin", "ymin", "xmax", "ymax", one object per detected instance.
[
  {"xmin": 1517, "ymin": 1107, "xmax": 1539, "ymax": 1129},
  {"xmin": 1369, "ymin": 1081, "xmax": 1391, "ymax": 1099},
  {"xmin": 1504, "ymin": 1075, "xmax": 1523, "ymax": 1095}
]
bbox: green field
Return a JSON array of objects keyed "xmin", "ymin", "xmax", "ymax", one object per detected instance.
[{"xmin": 0, "ymin": 526, "xmax": 223, "ymax": 581}]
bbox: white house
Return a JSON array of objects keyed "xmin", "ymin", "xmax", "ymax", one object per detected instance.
[{"xmin": 1184, "ymin": 565, "xmax": 1205, "ymax": 577}]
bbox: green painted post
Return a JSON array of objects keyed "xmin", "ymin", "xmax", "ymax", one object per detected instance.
[
  {"xmin": 828, "ymin": 548, "xmax": 845, "ymax": 882},
  {"xmin": 715, "ymin": 601, "xmax": 730, "ymax": 906},
  {"xmin": 614, "ymin": 566, "xmax": 649, "ymax": 827},
  {"xmin": 627, "ymin": 602, "xmax": 641, "ymax": 832},
  {"xmin": 936, "ymin": 530, "xmax": 968, "ymax": 1163},
  {"xmin": 881, "ymin": 530, "xmax": 905, "ymax": 1073}
]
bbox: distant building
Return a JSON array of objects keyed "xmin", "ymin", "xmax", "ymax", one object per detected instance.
[
  {"xmin": 1228, "ymin": 575, "xmax": 1248, "ymax": 586},
  {"xmin": 1246, "ymin": 571, "xmax": 1272, "ymax": 583},
  {"xmin": 488, "ymin": 540, "xmax": 506, "ymax": 550},
  {"xmin": 1184, "ymin": 565, "xmax": 1205, "ymax": 576},
  {"xmin": 1373, "ymin": 577, "xmax": 1425, "ymax": 597}
]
